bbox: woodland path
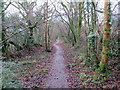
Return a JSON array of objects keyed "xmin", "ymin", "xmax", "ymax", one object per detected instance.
[{"xmin": 45, "ymin": 39, "xmax": 69, "ymax": 88}]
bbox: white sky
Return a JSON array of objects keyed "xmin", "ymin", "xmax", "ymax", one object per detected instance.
[
  {"xmin": 3, "ymin": 0, "xmax": 120, "ymax": 22},
  {"xmin": 5, "ymin": 0, "xmax": 120, "ymax": 12}
]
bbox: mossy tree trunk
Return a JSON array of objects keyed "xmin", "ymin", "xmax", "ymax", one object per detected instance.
[
  {"xmin": 91, "ymin": 1, "xmax": 99, "ymax": 68},
  {"xmin": 86, "ymin": 2, "xmax": 91, "ymax": 60},
  {"xmin": 85, "ymin": 1, "xmax": 99, "ymax": 67},
  {"xmin": 1, "ymin": 1, "xmax": 8, "ymax": 53},
  {"xmin": 27, "ymin": 20, "xmax": 34, "ymax": 48},
  {"xmin": 77, "ymin": 2, "xmax": 83, "ymax": 46},
  {"xmin": 61, "ymin": 2, "xmax": 77, "ymax": 46},
  {"xmin": 99, "ymin": 0, "xmax": 111, "ymax": 73}
]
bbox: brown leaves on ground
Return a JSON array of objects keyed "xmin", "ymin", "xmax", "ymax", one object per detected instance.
[
  {"xmin": 62, "ymin": 43, "xmax": 120, "ymax": 89},
  {"xmin": 15, "ymin": 45, "xmax": 55, "ymax": 88}
]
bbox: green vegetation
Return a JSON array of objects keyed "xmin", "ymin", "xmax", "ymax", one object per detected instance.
[
  {"xmin": 0, "ymin": 0, "xmax": 119, "ymax": 89},
  {"xmin": 2, "ymin": 62, "xmax": 23, "ymax": 88}
]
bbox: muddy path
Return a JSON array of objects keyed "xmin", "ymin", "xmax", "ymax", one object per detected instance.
[{"xmin": 45, "ymin": 39, "xmax": 69, "ymax": 88}]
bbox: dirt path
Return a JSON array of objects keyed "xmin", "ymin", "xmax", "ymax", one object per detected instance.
[{"xmin": 45, "ymin": 39, "xmax": 69, "ymax": 88}]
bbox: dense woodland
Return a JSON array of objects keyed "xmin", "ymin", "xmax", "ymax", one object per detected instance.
[{"xmin": 0, "ymin": 0, "xmax": 119, "ymax": 89}]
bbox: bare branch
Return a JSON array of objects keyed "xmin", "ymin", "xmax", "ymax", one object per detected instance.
[{"xmin": 0, "ymin": 2, "xmax": 11, "ymax": 14}]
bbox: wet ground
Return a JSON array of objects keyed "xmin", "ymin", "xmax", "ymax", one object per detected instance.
[{"xmin": 45, "ymin": 39, "xmax": 69, "ymax": 88}]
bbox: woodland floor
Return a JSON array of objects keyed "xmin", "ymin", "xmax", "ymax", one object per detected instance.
[{"xmin": 2, "ymin": 39, "xmax": 120, "ymax": 89}]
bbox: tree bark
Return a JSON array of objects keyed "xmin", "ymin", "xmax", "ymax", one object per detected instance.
[
  {"xmin": 77, "ymin": 2, "xmax": 83, "ymax": 46},
  {"xmin": 99, "ymin": 0, "xmax": 111, "ymax": 73},
  {"xmin": 1, "ymin": 1, "xmax": 8, "ymax": 53},
  {"xmin": 44, "ymin": 1, "xmax": 49, "ymax": 51}
]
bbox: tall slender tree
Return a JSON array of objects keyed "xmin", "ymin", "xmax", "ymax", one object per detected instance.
[
  {"xmin": 99, "ymin": 0, "xmax": 111, "ymax": 73},
  {"xmin": 1, "ymin": 0, "xmax": 8, "ymax": 53},
  {"xmin": 77, "ymin": 2, "xmax": 83, "ymax": 46},
  {"xmin": 44, "ymin": 1, "xmax": 50, "ymax": 51}
]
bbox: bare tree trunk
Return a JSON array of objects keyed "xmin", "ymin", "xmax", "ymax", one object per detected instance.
[{"xmin": 44, "ymin": 1, "xmax": 49, "ymax": 51}]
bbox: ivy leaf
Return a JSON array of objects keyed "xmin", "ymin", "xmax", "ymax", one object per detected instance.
[
  {"xmin": 87, "ymin": 32, "xmax": 98, "ymax": 39},
  {"xmin": 109, "ymin": 19, "xmax": 114, "ymax": 25}
]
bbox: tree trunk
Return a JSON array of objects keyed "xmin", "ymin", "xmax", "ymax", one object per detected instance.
[
  {"xmin": 99, "ymin": 0, "xmax": 111, "ymax": 73},
  {"xmin": 118, "ymin": 2, "xmax": 120, "ymax": 55},
  {"xmin": 1, "ymin": 1, "xmax": 8, "ymax": 53},
  {"xmin": 28, "ymin": 20, "xmax": 34, "ymax": 44},
  {"xmin": 44, "ymin": 1, "xmax": 50, "ymax": 51},
  {"xmin": 77, "ymin": 2, "xmax": 83, "ymax": 46},
  {"xmin": 86, "ymin": 1, "xmax": 91, "ymax": 60},
  {"xmin": 91, "ymin": 1, "xmax": 99, "ymax": 68}
]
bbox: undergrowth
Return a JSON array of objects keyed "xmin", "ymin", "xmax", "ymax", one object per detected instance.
[{"xmin": 2, "ymin": 61, "xmax": 23, "ymax": 88}]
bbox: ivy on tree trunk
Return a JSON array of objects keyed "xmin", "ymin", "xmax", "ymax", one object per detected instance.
[{"xmin": 99, "ymin": 0, "xmax": 111, "ymax": 74}]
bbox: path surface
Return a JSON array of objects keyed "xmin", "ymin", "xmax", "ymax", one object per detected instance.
[{"xmin": 45, "ymin": 39, "xmax": 69, "ymax": 88}]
